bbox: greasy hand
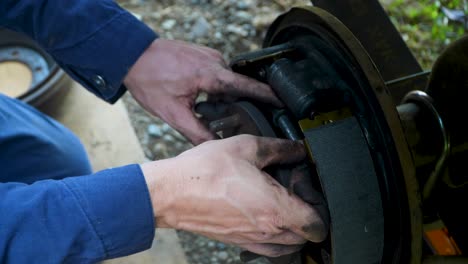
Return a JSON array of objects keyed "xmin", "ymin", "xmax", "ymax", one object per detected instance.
[
  {"xmin": 124, "ymin": 39, "xmax": 281, "ymax": 145},
  {"xmin": 141, "ymin": 135, "xmax": 328, "ymax": 257}
]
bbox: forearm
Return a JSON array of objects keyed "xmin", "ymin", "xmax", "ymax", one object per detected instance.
[
  {"xmin": 0, "ymin": 165, "xmax": 154, "ymax": 263},
  {"xmin": 0, "ymin": 0, "xmax": 158, "ymax": 102}
]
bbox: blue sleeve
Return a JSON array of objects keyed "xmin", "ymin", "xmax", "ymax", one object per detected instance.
[
  {"xmin": 0, "ymin": 0, "xmax": 158, "ymax": 103},
  {"xmin": 0, "ymin": 165, "xmax": 155, "ymax": 263}
]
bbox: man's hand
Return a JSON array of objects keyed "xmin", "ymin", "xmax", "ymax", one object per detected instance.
[
  {"xmin": 141, "ymin": 135, "xmax": 328, "ymax": 257},
  {"xmin": 123, "ymin": 39, "xmax": 281, "ymax": 145}
]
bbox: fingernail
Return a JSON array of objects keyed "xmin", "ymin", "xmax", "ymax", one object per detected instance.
[{"xmin": 302, "ymin": 220, "xmax": 329, "ymax": 242}]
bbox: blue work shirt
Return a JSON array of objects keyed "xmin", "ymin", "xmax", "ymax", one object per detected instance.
[{"xmin": 0, "ymin": 0, "xmax": 158, "ymax": 263}]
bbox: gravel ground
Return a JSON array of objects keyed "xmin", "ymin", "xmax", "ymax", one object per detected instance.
[{"xmin": 117, "ymin": 1, "xmax": 309, "ymax": 263}]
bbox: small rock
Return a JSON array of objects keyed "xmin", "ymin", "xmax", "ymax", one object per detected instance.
[
  {"xmin": 253, "ymin": 13, "xmax": 278, "ymax": 29},
  {"xmin": 236, "ymin": 0, "xmax": 251, "ymax": 10},
  {"xmin": 192, "ymin": 16, "xmax": 212, "ymax": 38},
  {"xmin": 208, "ymin": 241, "xmax": 216, "ymax": 248},
  {"xmin": 165, "ymin": 32, "xmax": 174, "ymax": 40},
  {"xmin": 144, "ymin": 149, "xmax": 154, "ymax": 160},
  {"xmin": 235, "ymin": 11, "xmax": 253, "ymax": 22},
  {"xmin": 249, "ymin": 43, "xmax": 259, "ymax": 51},
  {"xmin": 172, "ymin": 131, "xmax": 186, "ymax": 141},
  {"xmin": 162, "ymin": 19, "xmax": 177, "ymax": 30},
  {"xmin": 153, "ymin": 143, "xmax": 167, "ymax": 154},
  {"xmin": 147, "ymin": 124, "xmax": 163, "ymax": 137},
  {"xmin": 129, "ymin": 0, "xmax": 144, "ymax": 5},
  {"xmin": 150, "ymin": 12, "xmax": 161, "ymax": 19},
  {"xmin": 243, "ymin": 24, "xmax": 255, "ymax": 36},
  {"xmin": 163, "ymin": 134, "xmax": 175, "ymax": 142},
  {"xmin": 130, "ymin": 12, "xmax": 143, "ymax": 21},
  {"xmin": 217, "ymin": 251, "xmax": 229, "ymax": 260},
  {"xmin": 214, "ymin": 31, "xmax": 223, "ymax": 39},
  {"xmin": 216, "ymin": 242, "xmax": 226, "ymax": 250},
  {"xmin": 161, "ymin": 123, "xmax": 172, "ymax": 133},
  {"xmin": 174, "ymin": 142, "xmax": 185, "ymax": 149},
  {"xmin": 226, "ymin": 24, "xmax": 249, "ymax": 37}
]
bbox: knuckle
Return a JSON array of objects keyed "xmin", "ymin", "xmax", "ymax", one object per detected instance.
[
  {"xmin": 272, "ymin": 213, "xmax": 286, "ymax": 229},
  {"xmin": 265, "ymin": 209, "xmax": 286, "ymax": 230},
  {"xmin": 237, "ymin": 134, "xmax": 258, "ymax": 149},
  {"xmin": 251, "ymin": 231, "xmax": 273, "ymax": 242}
]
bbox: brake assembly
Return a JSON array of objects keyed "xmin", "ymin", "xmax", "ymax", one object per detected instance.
[{"xmin": 199, "ymin": 5, "xmax": 468, "ymax": 264}]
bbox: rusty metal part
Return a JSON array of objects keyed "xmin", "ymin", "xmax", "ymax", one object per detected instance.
[
  {"xmin": 310, "ymin": 0, "xmax": 428, "ymax": 102},
  {"xmin": 262, "ymin": 6, "xmax": 421, "ymax": 263}
]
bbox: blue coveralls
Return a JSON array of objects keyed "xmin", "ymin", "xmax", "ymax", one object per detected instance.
[{"xmin": 0, "ymin": 1, "xmax": 159, "ymax": 263}]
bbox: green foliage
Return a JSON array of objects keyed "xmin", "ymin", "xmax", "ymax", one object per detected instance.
[{"xmin": 383, "ymin": 0, "xmax": 466, "ymax": 68}]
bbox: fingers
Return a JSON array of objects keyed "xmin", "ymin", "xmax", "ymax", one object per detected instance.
[
  {"xmin": 290, "ymin": 166, "xmax": 330, "ymax": 229},
  {"xmin": 209, "ymin": 69, "xmax": 283, "ymax": 107},
  {"xmin": 240, "ymin": 243, "xmax": 303, "ymax": 258},
  {"xmin": 246, "ymin": 137, "xmax": 306, "ymax": 169},
  {"xmin": 230, "ymin": 135, "xmax": 327, "ymax": 242},
  {"xmin": 281, "ymin": 194, "xmax": 329, "ymax": 243},
  {"xmin": 288, "ymin": 166, "xmax": 330, "ymax": 243},
  {"xmin": 167, "ymin": 106, "xmax": 216, "ymax": 145}
]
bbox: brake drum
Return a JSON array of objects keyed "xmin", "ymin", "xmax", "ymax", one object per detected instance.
[{"xmin": 227, "ymin": 7, "xmax": 422, "ymax": 264}]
